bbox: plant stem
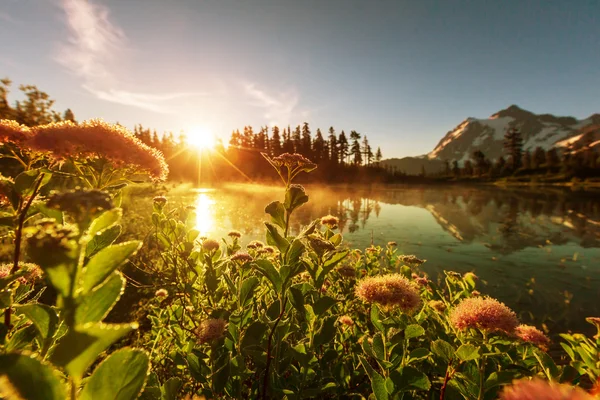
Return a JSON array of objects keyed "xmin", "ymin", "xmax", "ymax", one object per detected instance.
[
  {"xmin": 440, "ymin": 360, "xmax": 453, "ymax": 400},
  {"xmin": 262, "ymin": 297, "xmax": 286, "ymax": 400},
  {"xmin": 477, "ymin": 332, "xmax": 488, "ymax": 400},
  {"xmin": 4, "ymin": 174, "xmax": 45, "ymax": 329}
]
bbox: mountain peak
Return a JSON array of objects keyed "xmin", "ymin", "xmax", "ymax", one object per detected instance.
[{"xmin": 490, "ymin": 104, "xmax": 533, "ymax": 119}]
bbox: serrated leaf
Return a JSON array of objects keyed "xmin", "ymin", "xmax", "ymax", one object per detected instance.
[
  {"xmin": 314, "ymin": 316, "xmax": 336, "ymax": 347},
  {"xmin": 372, "ymin": 333, "xmax": 386, "ymax": 360},
  {"xmin": 284, "ymin": 185, "xmax": 309, "ymax": 212},
  {"xmin": 285, "ymin": 238, "xmax": 305, "ymax": 265},
  {"xmin": 253, "ymin": 259, "xmax": 282, "ymax": 293},
  {"xmin": 359, "ymin": 356, "xmax": 389, "ymax": 400},
  {"xmin": 14, "ymin": 169, "xmax": 51, "ymax": 196},
  {"xmin": 80, "ymin": 348, "xmax": 150, "ymax": 400},
  {"xmin": 390, "ymin": 366, "xmax": 431, "ymax": 392},
  {"xmin": 162, "ymin": 377, "xmax": 182, "ymax": 400},
  {"xmin": 456, "ymin": 344, "xmax": 480, "ymax": 362},
  {"xmin": 75, "ymin": 271, "xmax": 125, "ymax": 324},
  {"xmin": 431, "ymin": 339, "xmax": 454, "ymax": 362},
  {"xmin": 265, "ymin": 222, "xmax": 289, "ymax": 252},
  {"xmin": 371, "ymin": 305, "xmax": 385, "ymax": 333},
  {"xmin": 0, "ymin": 353, "xmax": 66, "ymax": 400},
  {"xmin": 313, "ymin": 296, "xmax": 336, "ymax": 316},
  {"xmin": 50, "ymin": 322, "xmax": 136, "ymax": 380},
  {"xmin": 81, "ymin": 241, "xmax": 141, "ymax": 293},
  {"xmin": 405, "ymin": 324, "xmax": 425, "ymax": 340},
  {"xmin": 241, "ymin": 321, "xmax": 268, "ymax": 351}
]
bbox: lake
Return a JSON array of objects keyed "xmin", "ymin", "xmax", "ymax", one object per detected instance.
[{"xmin": 170, "ymin": 183, "xmax": 600, "ymax": 335}]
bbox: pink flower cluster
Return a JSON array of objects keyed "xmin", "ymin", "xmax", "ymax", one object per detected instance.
[
  {"xmin": 355, "ymin": 273, "xmax": 421, "ymax": 312},
  {"xmin": 515, "ymin": 324, "xmax": 550, "ymax": 349},
  {"xmin": 500, "ymin": 378, "xmax": 594, "ymax": 400},
  {"xmin": 195, "ymin": 318, "xmax": 227, "ymax": 344},
  {"xmin": 449, "ymin": 296, "xmax": 518, "ymax": 334}
]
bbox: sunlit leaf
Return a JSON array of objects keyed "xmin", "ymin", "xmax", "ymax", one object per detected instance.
[
  {"xmin": 359, "ymin": 356, "xmax": 389, "ymax": 400},
  {"xmin": 81, "ymin": 241, "xmax": 141, "ymax": 293},
  {"xmin": 80, "ymin": 348, "xmax": 150, "ymax": 400},
  {"xmin": 0, "ymin": 353, "xmax": 66, "ymax": 400},
  {"xmin": 265, "ymin": 201, "xmax": 286, "ymax": 230},
  {"xmin": 15, "ymin": 303, "xmax": 58, "ymax": 352},
  {"xmin": 75, "ymin": 271, "xmax": 125, "ymax": 324}
]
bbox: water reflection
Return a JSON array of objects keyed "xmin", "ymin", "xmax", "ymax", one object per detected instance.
[
  {"xmin": 181, "ymin": 184, "xmax": 600, "ymax": 333},
  {"xmin": 194, "ymin": 189, "xmax": 215, "ymax": 236}
]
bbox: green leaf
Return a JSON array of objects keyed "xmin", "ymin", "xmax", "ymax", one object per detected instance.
[
  {"xmin": 81, "ymin": 241, "xmax": 141, "ymax": 293},
  {"xmin": 314, "ymin": 316, "xmax": 336, "ymax": 347},
  {"xmin": 0, "ymin": 269, "xmax": 29, "ymax": 291},
  {"xmin": 456, "ymin": 344, "xmax": 480, "ymax": 362},
  {"xmin": 6, "ymin": 324, "xmax": 38, "ymax": 352},
  {"xmin": 390, "ymin": 366, "xmax": 431, "ymax": 392},
  {"xmin": 408, "ymin": 348, "xmax": 430, "ymax": 362},
  {"xmin": 265, "ymin": 201, "xmax": 286, "ymax": 230},
  {"xmin": 405, "ymin": 324, "xmax": 425, "ymax": 340},
  {"xmin": 431, "ymin": 339, "xmax": 454, "ymax": 362},
  {"xmin": 239, "ymin": 277, "xmax": 259, "ymax": 308},
  {"xmin": 80, "ymin": 348, "xmax": 150, "ymax": 400},
  {"xmin": 533, "ymin": 349, "xmax": 559, "ymax": 380},
  {"xmin": 284, "ymin": 184, "xmax": 309, "ymax": 212},
  {"xmin": 253, "ymin": 259, "xmax": 282, "ymax": 293},
  {"xmin": 85, "ymin": 224, "xmax": 122, "ymax": 257},
  {"xmin": 161, "ymin": 377, "xmax": 182, "ymax": 400},
  {"xmin": 313, "ymin": 296, "xmax": 336, "ymax": 316},
  {"xmin": 371, "ymin": 305, "xmax": 385, "ymax": 333},
  {"xmin": 359, "ymin": 356, "xmax": 389, "ymax": 400},
  {"xmin": 0, "ymin": 353, "xmax": 66, "ymax": 400},
  {"xmin": 241, "ymin": 321, "xmax": 268, "ymax": 351},
  {"xmin": 372, "ymin": 333, "xmax": 386, "ymax": 360},
  {"xmin": 14, "ymin": 169, "xmax": 52, "ymax": 196},
  {"xmin": 50, "ymin": 322, "xmax": 136, "ymax": 380},
  {"xmin": 285, "ymin": 239, "xmax": 305, "ymax": 265},
  {"xmin": 323, "ymin": 250, "xmax": 349, "ymax": 269},
  {"xmin": 75, "ymin": 271, "xmax": 125, "ymax": 324},
  {"xmin": 264, "ymin": 222, "xmax": 289, "ymax": 252},
  {"xmin": 87, "ymin": 208, "xmax": 122, "ymax": 238},
  {"xmin": 15, "ymin": 303, "xmax": 58, "ymax": 351}
]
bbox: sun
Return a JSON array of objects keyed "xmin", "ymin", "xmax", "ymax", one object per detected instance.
[{"xmin": 187, "ymin": 126, "xmax": 216, "ymax": 150}]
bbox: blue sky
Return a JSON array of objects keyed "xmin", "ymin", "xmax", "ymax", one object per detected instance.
[{"xmin": 1, "ymin": 0, "xmax": 598, "ymax": 158}]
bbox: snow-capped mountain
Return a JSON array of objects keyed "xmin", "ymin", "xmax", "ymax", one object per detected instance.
[{"xmin": 427, "ymin": 105, "xmax": 600, "ymax": 163}]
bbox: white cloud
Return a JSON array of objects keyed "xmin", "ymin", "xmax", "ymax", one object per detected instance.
[
  {"xmin": 57, "ymin": 0, "xmax": 201, "ymax": 112},
  {"xmin": 244, "ymin": 82, "xmax": 304, "ymax": 126},
  {"xmin": 0, "ymin": 12, "xmax": 16, "ymax": 23}
]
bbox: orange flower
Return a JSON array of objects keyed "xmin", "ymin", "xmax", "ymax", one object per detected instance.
[
  {"xmin": 515, "ymin": 324, "xmax": 550, "ymax": 350},
  {"xmin": 195, "ymin": 318, "xmax": 227, "ymax": 344},
  {"xmin": 450, "ymin": 297, "xmax": 518, "ymax": 334},
  {"xmin": 500, "ymin": 378, "xmax": 594, "ymax": 400},
  {"xmin": 356, "ymin": 273, "xmax": 421, "ymax": 312},
  {"xmin": 27, "ymin": 119, "xmax": 168, "ymax": 180},
  {"xmin": 0, "ymin": 120, "xmax": 32, "ymax": 144}
]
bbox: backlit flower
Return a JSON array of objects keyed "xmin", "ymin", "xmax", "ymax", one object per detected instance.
[
  {"xmin": 387, "ymin": 241, "xmax": 397, "ymax": 247},
  {"xmin": 429, "ymin": 300, "xmax": 447, "ymax": 313},
  {"xmin": 585, "ymin": 317, "xmax": 600, "ymax": 339},
  {"xmin": 201, "ymin": 239, "xmax": 220, "ymax": 252},
  {"xmin": 398, "ymin": 255, "xmax": 426, "ymax": 265},
  {"xmin": 0, "ymin": 120, "xmax": 32, "ymax": 144},
  {"xmin": 0, "ymin": 263, "xmax": 42, "ymax": 285},
  {"xmin": 500, "ymin": 378, "xmax": 594, "ymax": 400},
  {"xmin": 195, "ymin": 318, "xmax": 227, "ymax": 344},
  {"xmin": 47, "ymin": 189, "xmax": 113, "ymax": 221},
  {"xmin": 227, "ymin": 230, "xmax": 241, "ymax": 238},
  {"xmin": 153, "ymin": 196, "xmax": 167, "ymax": 207},
  {"xmin": 450, "ymin": 297, "xmax": 518, "ymax": 334},
  {"xmin": 515, "ymin": 324, "xmax": 550, "ymax": 349},
  {"xmin": 272, "ymin": 153, "xmax": 316, "ymax": 170},
  {"xmin": 355, "ymin": 273, "xmax": 421, "ymax": 312},
  {"xmin": 155, "ymin": 289, "xmax": 168, "ymax": 298},
  {"xmin": 320, "ymin": 215, "xmax": 339, "ymax": 228},
  {"xmin": 338, "ymin": 315, "xmax": 354, "ymax": 327},
  {"xmin": 230, "ymin": 251, "xmax": 253, "ymax": 264},
  {"xmin": 246, "ymin": 240, "xmax": 264, "ymax": 250},
  {"xmin": 27, "ymin": 119, "xmax": 168, "ymax": 180}
]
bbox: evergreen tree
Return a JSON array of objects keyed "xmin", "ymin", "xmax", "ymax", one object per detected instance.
[
  {"xmin": 463, "ymin": 160, "xmax": 474, "ymax": 176},
  {"xmin": 255, "ymin": 127, "xmax": 267, "ymax": 150},
  {"xmin": 292, "ymin": 125, "xmax": 302, "ymax": 153},
  {"xmin": 242, "ymin": 126, "xmax": 254, "ymax": 148},
  {"xmin": 271, "ymin": 126, "xmax": 282, "ymax": 155},
  {"xmin": 361, "ymin": 135, "xmax": 370, "ymax": 165},
  {"xmin": 313, "ymin": 128, "xmax": 326, "ymax": 163},
  {"xmin": 283, "ymin": 127, "xmax": 294, "ymax": 153},
  {"xmin": 444, "ymin": 160, "xmax": 451, "ymax": 176},
  {"xmin": 229, "ymin": 129, "xmax": 242, "ymax": 147},
  {"xmin": 338, "ymin": 131, "xmax": 349, "ymax": 165},
  {"xmin": 328, "ymin": 127, "xmax": 338, "ymax": 164},
  {"xmin": 375, "ymin": 147, "xmax": 383, "ymax": 165},
  {"xmin": 452, "ymin": 160, "xmax": 460, "ymax": 177},
  {"xmin": 0, "ymin": 78, "xmax": 13, "ymax": 119},
  {"xmin": 63, "ymin": 108, "xmax": 76, "ymax": 123},
  {"xmin": 521, "ymin": 150, "xmax": 532, "ymax": 170},
  {"xmin": 532, "ymin": 147, "xmax": 546, "ymax": 169},
  {"xmin": 472, "ymin": 150, "xmax": 488, "ymax": 175},
  {"xmin": 350, "ymin": 130, "xmax": 362, "ymax": 165},
  {"xmin": 546, "ymin": 148, "xmax": 560, "ymax": 168},
  {"xmin": 301, "ymin": 122, "xmax": 312, "ymax": 156},
  {"xmin": 504, "ymin": 127, "xmax": 524, "ymax": 170}
]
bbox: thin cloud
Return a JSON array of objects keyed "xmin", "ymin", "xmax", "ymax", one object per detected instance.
[
  {"xmin": 0, "ymin": 12, "xmax": 16, "ymax": 23},
  {"xmin": 244, "ymin": 82, "xmax": 304, "ymax": 126},
  {"xmin": 57, "ymin": 0, "xmax": 201, "ymax": 112}
]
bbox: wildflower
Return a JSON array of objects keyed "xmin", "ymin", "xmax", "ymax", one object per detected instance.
[
  {"xmin": 429, "ymin": 300, "xmax": 447, "ymax": 312},
  {"xmin": 415, "ymin": 277, "xmax": 430, "ymax": 287},
  {"xmin": 272, "ymin": 153, "xmax": 316, "ymax": 170},
  {"xmin": 227, "ymin": 230, "xmax": 241, "ymax": 239},
  {"xmin": 446, "ymin": 271, "xmax": 462, "ymax": 279},
  {"xmin": 26, "ymin": 223, "xmax": 79, "ymax": 268},
  {"xmin": 585, "ymin": 317, "xmax": 600, "ymax": 339},
  {"xmin": 201, "ymin": 239, "xmax": 220, "ymax": 252},
  {"xmin": 515, "ymin": 325, "xmax": 550, "ymax": 350},
  {"xmin": 230, "ymin": 251, "xmax": 253, "ymax": 264},
  {"xmin": 355, "ymin": 273, "xmax": 422, "ymax": 312},
  {"xmin": 320, "ymin": 215, "xmax": 339, "ymax": 228},
  {"xmin": 27, "ymin": 119, "xmax": 168, "ymax": 180},
  {"xmin": 0, "ymin": 263, "xmax": 42, "ymax": 285},
  {"xmin": 499, "ymin": 378, "xmax": 594, "ymax": 400},
  {"xmin": 366, "ymin": 246, "xmax": 380, "ymax": 255},
  {"xmin": 155, "ymin": 289, "xmax": 168, "ymax": 298},
  {"xmin": 471, "ymin": 290, "xmax": 481, "ymax": 297},
  {"xmin": 195, "ymin": 318, "xmax": 227, "ymax": 344},
  {"xmin": 398, "ymin": 255, "xmax": 426, "ymax": 266},
  {"xmin": 450, "ymin": 296, "xmax": 518, "ymax": 334},
  {"xmin": 0, "ymin": 119, "xmax": 32, "ymax": 144},
  {"xmin": 337, "ymin": 265, "xmax": 356, "ymax": 278},
  {"xmin": 258, "ymin": 246, "xmax": 276, "ymax": 256},
  {"xmin": 153, "ymin": 196, "xmax": 167, "ymax": 207},
  {"xmin": 338, "ymin": 316, "xmax": 354, "ymax": 327},
  {"xmin": 246, "ymin": 240, "xmax": 264, "ymax": 250},
  {"xmin": 387, "ymin": 241, "xmax": 397, "ymax": 247},
  {"xmin": 47, "ymin": 189, "xmax": 113, "ymax": 221}
]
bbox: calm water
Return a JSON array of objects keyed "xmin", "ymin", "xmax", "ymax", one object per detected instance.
[{"xmin": 172, "ymin": 183, "xmax": 600, "ymax": 334}]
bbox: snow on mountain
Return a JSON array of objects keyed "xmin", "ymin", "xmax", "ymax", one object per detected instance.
[{"xmin": 427, "ymin": 105, "xmax": 599, "ymax": 163}]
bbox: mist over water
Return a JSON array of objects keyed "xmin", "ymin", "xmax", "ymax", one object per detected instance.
[{"xmin": 174, "ymin": 183, "xmax": 600, "ymax": 334}]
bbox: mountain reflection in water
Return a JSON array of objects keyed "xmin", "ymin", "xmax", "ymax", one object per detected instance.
[{"xmin": 178, "ymin": 184, "xmax": 600, "ymax": 334}]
